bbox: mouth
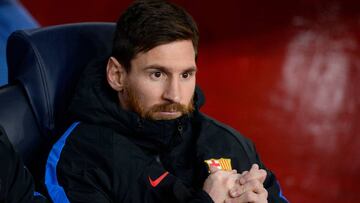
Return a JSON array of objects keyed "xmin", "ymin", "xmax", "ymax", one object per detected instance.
[
  {"xmin": 154, "ymin": 111, "xmax": 182, "ymax": 120},
  {"xmin": 158, "ymin": 111, "xmax": 181, "ymax": 116}
]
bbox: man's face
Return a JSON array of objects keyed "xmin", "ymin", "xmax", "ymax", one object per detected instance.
[{"xmin": 117, "ymin": 40, "xmax": 197, "ymax": 120}]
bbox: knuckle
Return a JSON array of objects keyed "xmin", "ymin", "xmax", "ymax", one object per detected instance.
[
  {"xmin": 250, "ymin": 179, "xmax": 260, "ymax": 188},
  {"xmin": 245, "ymin": 192, "xmax": 257, "ymax": 202},
  {"xmin": 256, "ymin": 180, "xmax": 263, "ymax": 189},
  {"xmin": 262, "ymin": 189, "xmax": 268, "ymax": 198}
]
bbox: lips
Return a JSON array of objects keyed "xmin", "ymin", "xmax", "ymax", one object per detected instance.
[
  {"xmin": 161, "ymin": 109, "xmax": 178, "ymax": 113},
  {"xmin": 158, "ymin": 111, "xmax": 181, "ymax": 115},
  {"xmin": 154, "ymin": 111, "xmax": 182, "ymax": 120}
]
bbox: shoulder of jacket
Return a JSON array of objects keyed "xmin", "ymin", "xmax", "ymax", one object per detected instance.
[
  {"xmin": 197, "ymin": 112, "xmax": 256, "ymax": 155},
  {"xmin": 198, "ymin": 113, "xmax": 248, "ymax": 139},
  {"xmin": 74, "ymin": 122, "xmax": 148, "ymax": 154}
]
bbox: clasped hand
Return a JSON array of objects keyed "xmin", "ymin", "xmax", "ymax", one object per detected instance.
[{"xmin": 203, "ymin": 164, "xmax": 268, "ymax": 203}]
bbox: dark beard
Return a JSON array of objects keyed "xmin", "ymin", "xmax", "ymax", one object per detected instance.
[{"xmin": 123, "ymin": 85, "xmax": 194, "ymax": 120}]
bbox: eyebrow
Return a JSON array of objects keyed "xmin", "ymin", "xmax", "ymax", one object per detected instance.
[{"xmin": 143, "ymin": 65, "xmax": 197, "ymax": 74}]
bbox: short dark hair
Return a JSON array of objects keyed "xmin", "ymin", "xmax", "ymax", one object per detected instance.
[{"xmin": 111, "ymin": 0, "xmax": 199, "ymax": 71}]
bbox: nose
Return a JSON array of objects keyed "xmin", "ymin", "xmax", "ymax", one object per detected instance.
[{"xmin": 163, "ymin": 77, "xmax": 181, "ymax": 103}]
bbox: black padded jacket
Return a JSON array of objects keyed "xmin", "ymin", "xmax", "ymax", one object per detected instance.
[{"xmin": 45, "ymin": 59, "xmax": 288, "ymax": 203}]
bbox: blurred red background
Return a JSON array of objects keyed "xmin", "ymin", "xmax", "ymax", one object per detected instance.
[{"xmin": 21, "ymin": 0, "xmax": 360, "ymax": 202}]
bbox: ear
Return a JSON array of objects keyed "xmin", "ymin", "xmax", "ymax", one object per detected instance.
[{"xmin": 106, "ymin": 57, "xmax": 126, "ymax": 92}]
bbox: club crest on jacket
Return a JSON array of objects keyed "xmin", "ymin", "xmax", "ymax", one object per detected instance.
[{"xmin": 204, "ymin": 158, "xmax": 232, "ymax": 171}]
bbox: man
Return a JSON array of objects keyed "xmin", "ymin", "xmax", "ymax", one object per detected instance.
[{"xmin": 45, "ymin": 0, "xmax": 288, "ymax": 202}]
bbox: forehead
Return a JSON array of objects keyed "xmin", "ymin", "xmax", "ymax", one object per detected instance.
[{"xmin": 131, "ymin": 40, "xmax": 197, "ymax": 72}]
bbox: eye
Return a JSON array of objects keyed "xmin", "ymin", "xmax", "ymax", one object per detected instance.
[
  {"xmin": 154, "ymin": 72, "xmax": 162, "ymax": 78},
  {"xmin": 181, "ymin": 72, "xmax": 193, "ymax": 79},
  {"xmin": 150, "ymin": 71, "xmax": 164, "ymax": 80}
]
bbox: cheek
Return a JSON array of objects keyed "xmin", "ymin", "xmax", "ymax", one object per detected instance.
[
  {"xmin": 182, "ymin": 81, "xmax": 196, "ymax": 104},
  {"xmin": 130, "ymin": 79, "xmax": 163, "ymax": 108}
]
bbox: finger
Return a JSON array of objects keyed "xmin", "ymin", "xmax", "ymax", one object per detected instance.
[
  {"xmin": 243, "ymin": 179, "xmax": 264, "ymax": 194},
  {"xmin": 238, "ymin": 171, "xmax": 248, "ymax": 185},
  {"xmin": 229, "ymin": 182, "xmax": 267, "ymax": 203},
  {"xmin": 229, "ymin": 184, "xmax": 245, "ymax": 198},
  {"xmin": 229, "ymin": 169, "xmax": 237, "ymax": 175},
  {"xmin": 259, "ymin": 187, "xmax": 268, "ymax": 198},
  {"xmin": 227, "ymin": 191, "xmax": 259, "ymax": 203},
  {"xmin": 224, "ymin": 198, "xmax": 235, "ymax": 203},
  {"xmin": 254, "ymin": 187, "xmax": 268, "ymax": 203},
  {"xmin": 242, "ymin": 169, "xmax": 267, "ymax": 183},
  {"xmin": 235, "ymin": 176, "xmax": 241, "ymax": 185},
  {"xmin": 209, "ymin": 166, "xmax": 220, "ymax": 174},
  {"xmin": 247, "ymin": 164, "xmax": 259, "ymax": 179},
  {"xmin": 258, "ymin": 169, "xmax": 267, "ymax": 184},
  {"xmin": 240, "ymin": 168, "xmax": 267, "ymax": 185},
  {"xmin": 230, "ymin": 178, "xmax": 264, "ymax": 197},
  {"xmin": 226, "ymin": 173, "xmax": 242, "ymax": 191},
  {"xmin": 240, "ymin": 165, "xmax": 259, "ymax": 184},
  {"xmin": 251, "ymin": 164, "xmax": 259, "ymax": 171}
]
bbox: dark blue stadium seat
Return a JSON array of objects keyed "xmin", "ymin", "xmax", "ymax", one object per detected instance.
[{"xmin": 0, "ymin": 22, "xmax": 115, "ymax": 188}]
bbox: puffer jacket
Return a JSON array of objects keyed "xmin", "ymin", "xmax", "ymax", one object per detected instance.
[{"xmin": 45, "ymin": 58, "xmax": 288, "ymax": 203}]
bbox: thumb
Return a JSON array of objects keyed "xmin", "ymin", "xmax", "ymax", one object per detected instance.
[
  {"xmin": 224, "ymin": 198, "xmax": 235, "ymax": 203},
  {"xmin": 209, "ymin": 166, "xmax": 220, "ymax": 173},
  {"xmin": 250, "ymin": 164, "xmax": 259, "ymax": 171}
]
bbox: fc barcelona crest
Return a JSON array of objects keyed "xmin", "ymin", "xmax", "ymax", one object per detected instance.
[{"xmin": 204, "ymin": 158, "xmax": 232, "ymax": 171}]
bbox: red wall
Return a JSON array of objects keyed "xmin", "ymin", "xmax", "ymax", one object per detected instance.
[{"xmin": 22, "ymin": 0, "xmax": 360, "ymax": 202}]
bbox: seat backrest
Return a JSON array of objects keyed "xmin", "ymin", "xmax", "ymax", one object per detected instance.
[
  {"xmin": 0, "ymin": 84, "xmax": 41, "ymax": 163},
  {"xmin": 1, "ymin": 22, "xmax": 115, "ymax": 163},
  {"xmin": 6, "ymin": 22, "xmax": 115, "ymax": 139}
]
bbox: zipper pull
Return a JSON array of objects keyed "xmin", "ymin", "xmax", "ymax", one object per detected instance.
[
  {"xmin": 177, "ymin": 122, "xmax": 183, "ymax": 137},
  {"xmin": 137, "ymin": 117, "xmax": 143, "ymax": 129}
]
